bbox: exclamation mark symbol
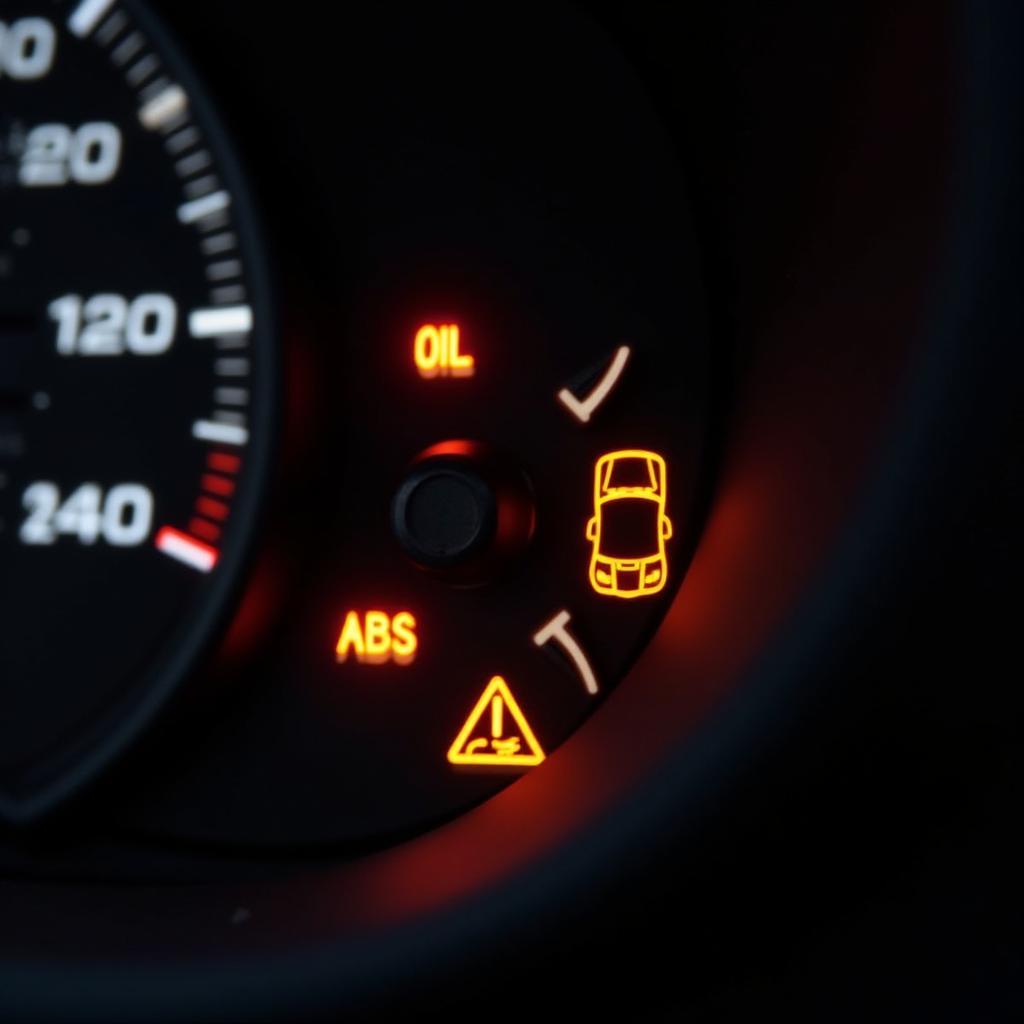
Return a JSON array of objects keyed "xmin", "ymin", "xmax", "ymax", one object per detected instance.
[
  {"xmin": 491, "ymin": 693, "xmax": 504, "ymax": 740},
  {"xmin": 447, "ymin": 676, "xmax": 545, "ymax": 767}
]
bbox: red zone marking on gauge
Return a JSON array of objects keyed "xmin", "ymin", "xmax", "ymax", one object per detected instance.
[{"xmin": 155, "ymin": 452, "xmax": 242, "ymax": 572}]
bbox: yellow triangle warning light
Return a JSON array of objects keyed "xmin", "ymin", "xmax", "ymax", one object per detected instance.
[{"xmin": 447, "ymin": 676, "xmax": 546, "ymax": 768}]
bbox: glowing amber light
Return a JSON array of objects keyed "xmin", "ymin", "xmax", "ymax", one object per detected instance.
[
  {"xmin": 414, "ymin": 323, "xmax": 475, "ymax": 378},
  {"xmin": 335, "ymin": 610, "xmax": 418, "ymax": 665},
  {"xmin": 447, "ymin": 676, "xmax": 545, "ymax": 768},
  {"xmin": 586, "ymin": 450, "xmax": 673, "ymax": 599}
]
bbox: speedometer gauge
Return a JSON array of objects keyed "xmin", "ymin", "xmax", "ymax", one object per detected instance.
[{"xmin": 0, "ymin": 0, "xmax": 274, "ymax": 820}]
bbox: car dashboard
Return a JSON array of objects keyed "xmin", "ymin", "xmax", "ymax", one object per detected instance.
[{"xmin": 0, "ymin": 2, "xmax": 1021, "ymax": 1021}]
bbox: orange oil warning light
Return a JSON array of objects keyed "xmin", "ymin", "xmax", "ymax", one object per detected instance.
[
  {"xmin": 447, "ymin": 676, "xmax": 545, "ymax": 768},
  {"xmin": 335, "ymin": 610, "xmax": 418, "ymax": 665},
  {"xmin": 414, "ymin": 323, "xmax": 475, "ymax": 378},
  {"xmin": 586, "ymin": 450, "xmax": 673, "ymax": 599}
]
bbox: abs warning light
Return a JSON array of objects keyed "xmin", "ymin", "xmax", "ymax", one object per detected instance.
[
  {"xmin": 335, "ymin": 610, "xmax": 418, "ymax": 665},
  {"xmin": 447, "ymin": 676, "xmax": 545, "ymax": 768},
  {"xmin": 414, "ymin": 323, "xmax": 475, "ymax": 378}
]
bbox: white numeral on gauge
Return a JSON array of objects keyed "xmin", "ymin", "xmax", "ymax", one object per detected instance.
[
  {"xmin": 0, "ymin": 19, "xmax": 56, "ymax": 80},
  {"xmin": 20, "ymin": 483, "xmax": 154, "ymax": 547},
  {"xmin": 49, "ymin": 294, "xmax": 178, "ymax": 356},
  {"xmin": 19, "ymin": 122, "xmax": 122, "ymax": 187}
]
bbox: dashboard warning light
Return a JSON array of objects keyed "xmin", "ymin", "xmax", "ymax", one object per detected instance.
[
  {"xmin": 586, "ymin": 450, "xmax": 672, "ymax": 599},
  {"xmin": 447, "ymin": 676, "xmax": 545, "ymax": 768},
  {"xmin": 335, "ymin": 610, "xmax": 417, "ymax": 665},
  {"xmin": 414, "ymin": 323, "xmax": 475, "ymax": 378}
]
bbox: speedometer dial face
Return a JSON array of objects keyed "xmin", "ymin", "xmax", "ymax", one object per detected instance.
[
  {"xmin": 115, "ymin": 6, "xmax": 713, "ymax": 848},
  {"xmin": 0, "ymin": 2, "xmax": 710, "ymax": 842},
  {"xmin": 0, "ymin": 1, "xmax": 274, "ymax": 820}
]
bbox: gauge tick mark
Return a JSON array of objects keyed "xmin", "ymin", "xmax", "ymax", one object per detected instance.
[
  {"xmin": 558, "ymin": 345, "xmax": 631, "ymax": 424},
  {"xmin": 189, "ymin": 305, "xmax": 252, "ymax": 337},
  {"xmin": 193, "ymin": 419, "xmax": 249, "ymax": 446},
  {"xmin": 139, "ymin": 85, "xmax": 188, "ymax": 132},
  {"xmin": 178, "ymin": 190, "xmax": 230, "ymax": 225},
  {"xmin": 68, "ymin": 0, "xmax": 117, "ymax": 38},
  {"xmin": 155, "ymin": 526, "xmax": 218, "ymax": 573},
  {"xmin": 533, "ymin": 610, "xmax": 599, "ymax": 695}
]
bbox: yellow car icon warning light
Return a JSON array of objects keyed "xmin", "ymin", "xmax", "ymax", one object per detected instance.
[{"xmin": 586, "ymin": 450, "xmax": 672, "ymax": 599}]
